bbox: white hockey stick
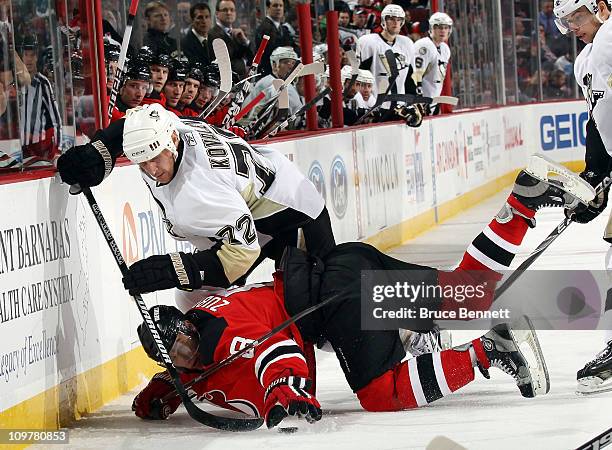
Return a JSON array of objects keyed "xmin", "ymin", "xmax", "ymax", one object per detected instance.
[{"xmin": 198, "ymin": 39, "xmax": 232, "ymax": 119}]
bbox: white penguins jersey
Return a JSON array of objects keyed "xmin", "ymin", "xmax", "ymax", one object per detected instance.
[
  {"xmin": 574, "ymin": 18, "xmax": 612, "ymax": 154},
  {"xmin": 356, "ymin": 33, "xmax": 415, "ymax": 98},
  {"xmin": 413, "ymin": 37, "xmax": 451, "ymax": 99},
  {"xmin": 141, "ymin": 116, "xmax": 324, "ymax": 283}
]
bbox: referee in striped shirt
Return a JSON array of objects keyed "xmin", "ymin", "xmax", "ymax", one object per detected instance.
[{"xmin": 17, "ymin": 35, "xmax": 62, "ymax": 168}]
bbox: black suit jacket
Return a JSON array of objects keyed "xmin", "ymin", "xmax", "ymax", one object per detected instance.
[
  {"xmin": 181, "ymin": 30, "xmax": 212, "ymax": 67},
  {"xmin": 208, "ymin": 25, "xmax": 253, "ymax": 79},
  {"xmin": 255, "ymin": 17, "xmax": 296, "ymax": 76}
]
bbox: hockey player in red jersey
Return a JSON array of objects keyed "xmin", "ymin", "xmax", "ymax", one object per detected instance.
[{"xmin": 132, "ymin": 155, "xmax": 595, "ymax": 427}]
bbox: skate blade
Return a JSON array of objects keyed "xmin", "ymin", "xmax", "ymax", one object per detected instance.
[
  {"xmin": 509, "ymin": 315, "xmax": 551, "ymax": 396},
  {"xmin": 524, "ymin": 154, "xmax": 595, "ymax": 204},
  {"xmin": 576, "ymin": 377, "xmax": 612, "ymax": 396}
]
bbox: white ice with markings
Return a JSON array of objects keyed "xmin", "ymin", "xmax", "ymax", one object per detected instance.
[{"xmin": 40, "ymin": 190, "xmax": 612, "ymax": 450}]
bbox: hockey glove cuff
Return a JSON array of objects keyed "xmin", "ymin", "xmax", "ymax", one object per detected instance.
[
  {"xmin": 395, "ymin": 103, "xmax": 426, "ymax": 128},
  {"xmin": 57, "ymin": 141, "xmax": 116, "ymax": 191},
  {"xmin": 263, "ymin": 376, "xmax": 322, "ymax": 429},
  {"xmin": 566, "ymin": 170, "xmax": 609, "ymax": 224},
  {"xmin": 123, "ymin": 252, "xmax": 204, "ymax": 296},
  {"xmin": 132, "ymin": 371, "xmax": 181, "ymax": 420}
]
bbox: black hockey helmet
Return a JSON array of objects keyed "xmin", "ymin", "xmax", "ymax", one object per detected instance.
[
  {"xmin": 124, "ymin": 58, "xmax": 152, "ymax": 81},
  {"xmin": 137, "ymin": 45, "xmax": 155, "ymax": 65},
  {"xmin": 137, "ymin": 305, "xmax": 191, "ymax": 364},
  {"xmin": 152, "ymin": 52, "xmax": 171, "ymax": 68},
  {"xmin": 103, "ymin": 35, "xmax": 121, "ymax": 62},
  {"xmin": 167, "ymin": 58, "xmax": 188, "ymax": 82},
  {"xmin": 201, "ymin": 63, "xmax": 221, "ymax": 87},
  {"xmin": 187, "ymin": 63, "xmax": 205, "ymax": 83}
]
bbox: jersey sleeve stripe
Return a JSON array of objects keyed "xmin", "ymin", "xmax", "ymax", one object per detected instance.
[{"xmin": 255, "ymin": 340, "xmax": 305, "ymax": 385}]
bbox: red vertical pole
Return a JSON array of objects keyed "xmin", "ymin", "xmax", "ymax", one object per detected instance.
[
  {"xmin": 326, "ymin": 10, "xmax": 343, "ymax": 128},
  {"xmin": 431, "ymin": 0, "xmax": 439, "ymax": 12},
  {"xmin": 296, "ymin": 2, "xmax": 318, "ymax": 131},
  {"xmin": 80, "ymin": 0, "xmax": 105, "ymax": 130},
  {"xmin": 93, "ymin": 0, "xmax": 109, "ymax": 128}
]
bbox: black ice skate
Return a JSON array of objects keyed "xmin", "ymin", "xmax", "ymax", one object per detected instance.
[
  {"xmin": 480, "ymin": 316, "xmax": 550, "ymax": 398},
  {"xmin": 512, "ymin": 154, "xmax": 595, "ymax": 212},
  {"xmin": 576, "ymin": 340, "xmax": 612, "ymax": 395}
]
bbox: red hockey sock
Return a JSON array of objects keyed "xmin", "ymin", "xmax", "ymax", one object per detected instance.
[{"xmin": 356, "ymin": 347, "xmax": 478, "ymax": 412}]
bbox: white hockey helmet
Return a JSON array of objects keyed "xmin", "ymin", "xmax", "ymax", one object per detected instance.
[
  {"xmin": 123, "ymin": 104, "xmax": 178, "ymax": 164},
  {"xmin": 341, "ymin": 64, "xmax": 355, "ymax": 83},
  {"xmin": 381, "ymin": 4, "xmax": 405, "ymax": 29},
  {"xmin": 429, "ymin": 12, "xmax": 453, "ymax": 35},
  {"xmin": 270, "ymin": 46, "xmax": 299, "ymax": 67},
  {"xmin": 357, "ymin": 69, "xmax": 374, "ymax": 85},
  {"xmin": 553, "ymin": 0, "xmax": 602, "ymax": 34}
]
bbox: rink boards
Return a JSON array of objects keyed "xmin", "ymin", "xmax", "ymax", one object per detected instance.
[{"xmin": 0, "ymin": 100, "xmax": 589, "ymax": 433}]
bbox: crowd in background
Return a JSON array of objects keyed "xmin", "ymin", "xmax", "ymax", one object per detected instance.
[{"xmin": 0, "ymin": 0, "xmax": 584, "ymax": 174}]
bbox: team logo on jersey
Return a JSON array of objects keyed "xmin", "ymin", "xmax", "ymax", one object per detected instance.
[
  {"xmin": 419, "ymin": 47, "xmax": 427, "ymax": 55},
  {"xmin": 199, "ymin": 390, "xmax": 260, "ymax": 417},
  {"xmin": 583, "ymin": 73, "xmax": 604, "ymax": 118},
  {"xmin": 184, "ymin": 131, "xmax": 197, "ymax": 147},
  {"xmin": 330, "ymin": 156, "xmax": 348, "ymax": 219},
  {"xmin": 308, "ymin": 161, "xmax": 327, "ymax": 202},
  {"xmin": 149, "ymin": 109, "xmax": 160, "ymax": 120}
]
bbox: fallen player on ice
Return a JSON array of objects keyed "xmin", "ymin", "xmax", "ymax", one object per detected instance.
[{"xmin": 131, "ymin": 155, "xmax": 597, "ymax": 428}]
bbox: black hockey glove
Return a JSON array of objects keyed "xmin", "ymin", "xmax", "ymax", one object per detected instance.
[
  {"xmin": 57, "ymin": 140, "xmax": 116, "ymax": 191},
  {"xmin": 394, "ymin": 103, "xmax": 426, "ymax": 128},
  {"xmin": 565, "ymin": 170, "xmax": 609, "ymax": 224},
  {"xmin": 122, "ymin": 252, "xmax": 203, "ymax": 296},
  {"xmin": 263, "ymin": 376, "xmax": 322, "ymax": 429}
]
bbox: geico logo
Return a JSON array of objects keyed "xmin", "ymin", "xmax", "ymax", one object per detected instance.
[{"xmin": 540, "ymin": 112, "xmax": 588, "ymax": 151}]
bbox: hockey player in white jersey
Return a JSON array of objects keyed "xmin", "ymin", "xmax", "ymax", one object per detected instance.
[
  {"xmin": 356, "ymin": 4, "xmax": 417, "ymax": 101},
  {"xmin": 354, "ymin": 69, "xmax": 376, "ymax": 110},
  {"xmin": 413, "ymin": 12, "xmax": 452, "ymax": 115},
  {"xmin": 57, "ymin": 104, "xmax": 335, "ymax": 309},
  {"xmin": 554, "ymin": 0, "xmax": 612, "ymax": 395},
  {"xmin": 244, "ymin": 46, "xmax": 303, "ymax": 118}
]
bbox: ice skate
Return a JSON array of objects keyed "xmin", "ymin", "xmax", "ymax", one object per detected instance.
[
  {"xmin": 479, "ymin": 316, "xmax": 550, "ymax": 398},
  {"xmin": 401, "ymin": 326, "xmax": 452, "ymax": 357},
  {"xmin": 513, "ymin": 154, "xmax": 595, "ymax": 211},
  {"xmin": 576, "ymin": 340, "xmax": 612, "ymax": 395}
]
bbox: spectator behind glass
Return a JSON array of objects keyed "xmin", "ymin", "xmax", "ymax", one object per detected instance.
[
  {"xmin": 177, "ymin": 1, "xmax": 192, "ymax": 36},
  {"xmin": 255, "ymin": 0, "xmax": 297, "ymax": 76},
  {"xmin": 143, "ymin": 1, "xmax": 178, "ymax": 55},
  {"xmin": 545, "ymin": 69, "xmax": 571, "ymax": 99},
  {"xmin": 208, "ymin": 0, "xmax": 253, "ymax": 79},
  {"xmin": 181, "ymin": 3, "xmax": 212, "ymax": 67}
]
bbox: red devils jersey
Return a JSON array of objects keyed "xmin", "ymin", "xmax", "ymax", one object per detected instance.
[{"xmin": 179, "ymin": 274, "xmax": 308, "ymax": 418}]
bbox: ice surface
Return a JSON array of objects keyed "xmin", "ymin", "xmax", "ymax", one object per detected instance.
[{"xmin": 40, "ymin": 189, "xmax": 612, "ymax": 450}]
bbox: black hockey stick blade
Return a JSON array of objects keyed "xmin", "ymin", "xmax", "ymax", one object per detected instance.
[
  {"xmin": 79, "ymin": 186, "xmax": 263, "ymax": 432},
  {"xmin": 255, "ymin": 79, "xmax": 289, "ymax": 139}
]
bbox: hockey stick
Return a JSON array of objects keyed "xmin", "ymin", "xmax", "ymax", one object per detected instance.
[
  {"xmin": 575, "ymin": 425, "xmax": 612, "ymax": 450},
  {"xmin": 198, "ymin": 39, "xmax": 233, "ymax": 119},
  {"xmin": 78, "ymin": 186, "xmax": 263, "ymax": 432},
  {"xmin": 342, "ymin": 50, "xmax": 359, "ymax": 101},
  {"xmin": 220, "ymin": 35, "xmax": 270, "ymax": 129},
  {"xmin": 107, "ymin": 0, "xmax": 139, "ymax": 120},
  {"xmin": 263, "ymin": 86, "xmax": 331, "ymax": 139},
  {"xmin": 234, "ymin": 91, "xmax": 265, "ymax": 122},
  {"xmin": 253, "ymin": 79, "xmax": 289, "ymax": 139},
  {"xmin": 243, "ymin": 62, "xmax": 304, "ymax": 137},
  {"xmin": 494, "ymin": 171, "xmax": 612, "ymax": 301}
]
